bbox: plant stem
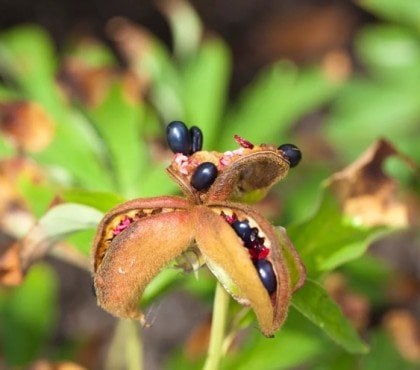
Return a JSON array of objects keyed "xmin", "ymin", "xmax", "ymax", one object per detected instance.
[
  {"xmin": 203, "ymin": 282, "xmax": 230, "ymax": 370},
  {"xmin": 106, "ymin": 319, "xmax": 143, "ymax": 370}
]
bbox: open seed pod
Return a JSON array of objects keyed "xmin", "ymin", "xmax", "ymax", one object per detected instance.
[
  {"xmin": 92, "ymin": 125, "xmax": 305, "ymax": 336},
  {"xmin": 166, "ymin": 134, "xmax": 296, "ymax": 204}
]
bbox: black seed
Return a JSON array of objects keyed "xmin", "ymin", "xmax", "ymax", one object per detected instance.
[
  {"xmin": 254, "ymin": 259, "xmax": 277, "ymax": 295},
  {"xmin": 278, "ymin": 143, "xmax": 302, "ymax": 168},
  {"xmin": 231, "ymin": 220, "xmax": 253, "ymax": 244},
  {"xmin": 166, "ymin": 121, "xmax": 191, "ymax": 154},
  {"xmin": 191, "ymin": 162, "xmax": 218, "ymax": 191},
  {"xmin": 189, "ymin": 126, "xmax": 203, "ymax": 153}
]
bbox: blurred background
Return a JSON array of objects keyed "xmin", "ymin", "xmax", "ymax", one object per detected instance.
[{"xmin": 0, "ymin": 0, "xmax": 419, "ymax": 369}]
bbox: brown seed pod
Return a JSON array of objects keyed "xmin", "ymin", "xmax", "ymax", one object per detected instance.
[
  {"xmin": 166, "ymin": 137, "xmax": 290, "ymax": 204},
  {"xmin": 92, "ymin": 134, "xmax": 305, "ymax": 336}
]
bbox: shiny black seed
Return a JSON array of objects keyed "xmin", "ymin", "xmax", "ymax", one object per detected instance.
[
  {"xmin": 191, "ymin": 162, "xmax": 218, "ymax": 191},
  {"xmin": 189, "ymin": 126, "xmax": 203, "ymax": 153},
  {"xmin": 231, "ymin": 220, "xmax": 253, "ymax": 244},
  {"xmin": 254, "ymin": 259, "xmax": 277, "ymax": 295},
  {"xmin": 167, "ymin": 121, "xmax": 191, "ymax": 154},
  {"xmin": 278, "ymin": 143, "xmax": 302, "ymax": 168}
]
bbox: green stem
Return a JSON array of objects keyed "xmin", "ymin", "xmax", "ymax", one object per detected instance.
[
  {"xmin": 203, "ymin": 282, "xmax": 230, "ymax": 370},
  {"xmin": 106, "ymin": 319, "xmax": 143, "ymax": 370}
]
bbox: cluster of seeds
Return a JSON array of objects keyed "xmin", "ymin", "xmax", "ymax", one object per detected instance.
[
  {"xmin": 166, "ymin": 121, "xmax": 203, "ymax": 156},
  {"xmin": 167, "ymin": 121, "xmax": 218, "ymax": 191},
  {"xmin": 221, "ymin": 211, "xmax": 277, "ymax": 295}
]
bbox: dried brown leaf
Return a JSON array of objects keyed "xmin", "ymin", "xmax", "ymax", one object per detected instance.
[
  {"xmin": 28, "ymin": 360, "xmax": 87, "ymax": 370},
  {"xmin": 0, "ymin": 240, "xmax": 23, "ymax": 286},
  {"xmin": 327, "ymin": 139, "xmax": 418, "ymax": 227},
  {"xmin": 0, "ymin": 101, "xmax": 55, "ymax": 152},
  {"xmin": 384, "ymin": 310, "xmax": 420, "ymax": 362}
]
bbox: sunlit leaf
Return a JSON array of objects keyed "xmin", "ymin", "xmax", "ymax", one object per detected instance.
[
  {"xmin": 20, "ymin": 203, "xmax": 103, "ymax": 268},
  {"xmin": 0, "ymin": 263, "xmax": 58, "ymax": 366},
  {"xmin": 34, "ymin": 203, "xmax": 103, "ymax": 241},
  {"xmin": 291, "ymin": 279, "xmax": 368, "ymax": 354},
  {"xmin": 61, "ymin": 188, "xmax": 125, "ymax": 212},
  {"xmin": 287, "ymin": 191, "xmax": 381, "ymax": 276}
]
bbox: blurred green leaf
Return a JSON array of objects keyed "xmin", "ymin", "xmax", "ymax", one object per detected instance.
[
  {"xmin": 34, "ymin": 203, "xmax": 103, "ymax": 243},
  {"xmin": 182, "ymin": 38, "xmax": 230, "ymax": 148},
  {"xmin": 222, "ymin": 309, "xmax": 325, "ymax": 370},
  {"xmin": 219, "ymin": 64, "xmax": 339, "ymax": 150},
  {"xmin": 18, "ymin": 175, "xmax": 55, "ymax": 218},
  {"xmin": 142, "ymin": 268, "xmax": 185, "ymax": 306},
  {"xmin": 65, "ymin": 39, "xmax": 117, "ymax": 68},
  {"xmin": 140, "ymin": 163, "xmax": 180, "ymax": 197},
  {"xmin": 88, "ymin": 82, "xmax": 147, "ymax": 197},
  {"xmin": 137, "ymin": 37, "xmax": 184, "ymax": 121},
  {"xmin": 0, "ymin": 264, "xmax": 58, "ymax": 366},
  {"xmin": 65, "ymin": 228, "xmax": 95, "ymax": 256},
  {"xmin": 361, "ymin": 330, "xmax": 418, "ymax": 370},
  {"xmin": 0, "ymin": 134, "xmax": 13, "ymax": 156},
  {"xmin": 160, "ymin": 0, "xmax": 202, "ymax": 60},
  {"xmin": 288, "ymin": 191, "xmax": 382, "ymax": 276},
  {"xmin": 359, "ymin": 0, "xmax": 420, "ymax": 33},
  {"xmin": 0, "ymin": 25, "xmax": 116, "ymax": 191},
  {"xmin": 341, "ymin": 254, "xmax": 391, "ymax": 308},
  {"xmin": 61, "ymin": 188, "xmax": 125, "ymax": 212},
  {"xmin": 325, "ymin": 79, "xmax": 420, "ymax": 161},
  {"xmin": 356, "ymin": 25, "xmax": 420, "ymax": 81},
  {"xmin": 292, "ymin": 279, "xmax": 368, "ymax": 354}
]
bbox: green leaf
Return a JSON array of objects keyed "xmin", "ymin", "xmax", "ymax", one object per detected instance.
[
  {"xmin": 160, "ymin": 0, "xmax": 202, "ymax": 60},
  {"xmin": 17, "ymin": 174, "xmax": 55, "ymax": 218},
  {"xmin": 219, "ymin": 64, "xmax": 339, "ymax": 150},
  {"xmin": 182, "ymin": 38, "xmax": 231, "ymax": 147},
  {"xmin": 65, "ymin": 228, "xmax": 96, "ymax": 256},
  {"xmin": 88, "ymin": 82, "xmax": 147, "ymax": 197},
  {"xmin": 291, "ymin": 279, "xmax": 368, "ymax": 354},
  {"xmin": 64, "ymin": 38, "xmax": 117, "ymax": 68},
  {"xmin": 356, "ymin": 25, "xmax": 420, "ymax": 82},
  {"xmin": 142, "ymin": 268, "xmax": 184, "ymax": 306},
  {"xmin": 0, "ymin": 264, "xmax": 58, "ymax": 366},
  {"xmin": 287, "ymin": 191, "xmax": 382, "ymax": 277},
  {"xmin": 61, "ymin": 188, "xmax": 125, "ymax": 212},
  {"xmin": 21, "ymin": 203, "xmax": 102, "ymax": 264},
  {"xmin": 222, "ymin": 309, "xmax": 325, "ymax": 370},
  {"xmin": 0, "ymin": 133, "xmax": 13, "ymax": 157},
  {"xmin": 325, "ymin": 79, "xmax": 420, "ymax": 162},
  {"xmin": 341, "ymin": 254, "xmax": 391, "ymax": 308},
  {"xmin": 131, "ymin": 36, "xmax": 184, "ymax": 121},
  {"xmin": 140, "ymin": 163, "xmax": 180, "ymax": 197},
  {"xmin": 359, "ymin": 0, "xmax": 420, "ymax": 33},
  {"xmin": 37, "ymin": 203, "xmax": 103, "ymax": 240},
  {"xmin": 0, "ymin": 25, "xmax": 115, "ymax": 190},
  {"xmin": 361, "ymin": 330, "xmax": 418, "ymax": 370}
]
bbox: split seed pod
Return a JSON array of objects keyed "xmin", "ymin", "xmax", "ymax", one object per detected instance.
[{"xmin": 92, "ymin": 133, "xmax": 305, "ymax": 336}]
